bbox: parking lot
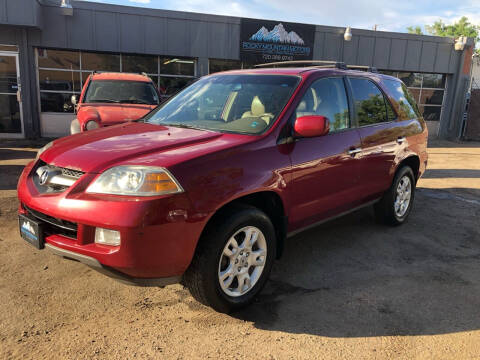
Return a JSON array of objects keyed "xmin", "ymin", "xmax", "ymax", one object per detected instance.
[{"xmin": 1, "ymin": 139, "xmax": 479, "ymax": 359}]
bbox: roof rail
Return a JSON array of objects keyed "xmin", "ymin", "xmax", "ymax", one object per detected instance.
[
  {"xmin": 255, "ymin": 60, "xmax": 380, "ymax": 73},
  {"xmin": 255, "ymin": 60, "xmax": 347, "ymax": 70},
  {"xmin": 347, "ymin": 65, "xmax": 379, "ymax": 73}
]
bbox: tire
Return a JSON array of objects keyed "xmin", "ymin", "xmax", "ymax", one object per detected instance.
[
  {"xmin": 374, "ymin": 166, "xmax": 416, "ymax": 226},
  {"xmin": 183, "ymin": 205, "xmax": 276, "ymax": 313}
]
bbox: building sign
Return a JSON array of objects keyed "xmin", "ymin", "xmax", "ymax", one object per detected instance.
[{"xmin": 240, "ymin": 18, "xmax": 315, "ymax": 64}]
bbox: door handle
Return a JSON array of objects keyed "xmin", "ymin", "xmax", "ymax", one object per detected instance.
[
  {"xmin": 397, "ymin": 136, "xmax": 406, "ymax": 144},
  {"xmin": 347, "ymin": 147, "xmax": 362, "ymax": 156}
]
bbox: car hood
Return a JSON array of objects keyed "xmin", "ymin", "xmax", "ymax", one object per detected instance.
[
  {"xmin": 41, "ymin": 122, "xmax": 225, "ymax": 173},
  {"xmin": 78, "ymin": 104, "xmax": 156, "ymax": 125}
]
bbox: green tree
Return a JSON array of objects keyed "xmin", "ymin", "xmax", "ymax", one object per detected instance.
[
  {"xmin": 407, "ymin": 16, "xmax": 478, "ymax": 53},
  {"xmin": 425, "ymin": 16, "xmax": 478, "ymax": 41},
  {"xmin": 407, "ymin": 26, "xmax": 423, "ymax": 35}
]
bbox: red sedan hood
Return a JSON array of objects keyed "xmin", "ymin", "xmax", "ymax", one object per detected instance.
[
  {"xmin": 78, "ymin": 104, "xmax": 156, "ymax": 125},
  {"xmin": 41, "ymin": 122, "xmax": 223, "ymax": 173}
]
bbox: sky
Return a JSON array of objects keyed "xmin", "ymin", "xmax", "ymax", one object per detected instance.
[{"xmin": 79, "ymin": 0, "xmax": 480, "ymax": 33}]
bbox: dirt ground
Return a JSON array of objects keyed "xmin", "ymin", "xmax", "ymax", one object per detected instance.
[{"xmin": 0, "ymin": 139, "xmax": 479, "ymax": 359}]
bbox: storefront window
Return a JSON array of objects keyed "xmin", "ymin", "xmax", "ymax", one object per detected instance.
[
  {"xmin": 38, "ymin": 69, "xmax": 81, "ymax": 92},
  {"xmin": 397, "ymin": 72, "xmax": 422, "ymax": 88},
  {"xmin": 122, "ymin": 54, "xmax": 158, "ymax": 74},
  {"xmin": 37, "ymin": 48, "xmax": 197, "ymax": 112},
  {"xmin": 81, "ymin": 52, "xmax": 120, "ymax": 72},
  {"xmin": 419, "ymin": 105, "xmax": 442, "ymax": 121},
  {"xmin": 422, "ymin": 73, "xmax": 446, "ymax": 88},
  {"xmin": 0, "ymin": 45, "xmax": 18, "ymax": 52},
  {"xmin": 37, "ymin": 49, "xmax": 80, "ymax": 70},
  {"xmin": 419, "ymin": 89, "xmax": 444, "ymax": 105},
  {"xmin": 40, "ymin": 92, "xmax": 75, "ymax": 113},
  {"xmin": 160, "ymin": 57, "xmax": 195, "ymax": 76},
  {"xmin": 209, "ymin": 59, "xmax": 242, "ymax": 74}
]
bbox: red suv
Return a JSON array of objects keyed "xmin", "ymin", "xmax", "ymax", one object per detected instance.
[
  {"xmin": 70, "ymin": 72, "xmax": 160, "ymax": 134},
  {"xmin": 18, "ymin": 64, "xmax": 428, "ymax": 312}
]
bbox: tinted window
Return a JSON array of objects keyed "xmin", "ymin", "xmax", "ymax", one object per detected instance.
[
  {"xmin": 295, "ymin": 77, "xmax": 349, "ymax": 132},
  {"xmin": 349, "ymin": 78, "xmax": 388, "ymax": 126},
  {"xmin": 84, "ymin": 80, "xmax": 159, "ymax": 105},
  {"xmin": 383, "ymin": 79, "xmax": 421, "ymax": 120}
]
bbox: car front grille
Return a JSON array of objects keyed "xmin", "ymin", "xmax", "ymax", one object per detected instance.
[
  {"xmin": 33, "ymin": 160, "xmax": 84, "ymax": 193},
  {"xmin": 24, "ymin": 205, "xmax": 78, "ymax": 240}
]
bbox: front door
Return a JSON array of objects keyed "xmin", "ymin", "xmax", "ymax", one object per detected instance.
[
  {"xmin": 0, "ymin": 51, "xmax": 23, "ymax": 137},
  {"xmin": 289, "ymin": 77, "xmax": 363, "ymax": 231}
]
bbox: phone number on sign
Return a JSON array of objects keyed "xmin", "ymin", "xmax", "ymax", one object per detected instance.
[{"xmin": 262, "ymin": 54, "xmax": 294, "ymax": 61}]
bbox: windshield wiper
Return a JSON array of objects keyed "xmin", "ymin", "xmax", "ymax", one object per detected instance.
[
  {"xmin": 88, "ymin": 99, "xmax": 120, "ymax": 103},
  {"xmin": 119, "ymin": 99, "xmax": 153, "ymax": 105},
  {"xmin": 159, "ymin": 123, "xmax": 203, "ymax": 130}
]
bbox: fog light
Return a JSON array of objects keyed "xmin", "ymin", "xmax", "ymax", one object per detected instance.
[{"xmin": 95, "ymin": 228, "xmax": 121, "ymax": 246}]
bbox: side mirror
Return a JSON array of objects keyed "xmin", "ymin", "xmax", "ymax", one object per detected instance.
[
  {"xmin": 294, "ymin": 115, "xmax": 330, "ymax": 138},
  {"xmin": 71, "ymin": 94, "xmax": 78, "ymax": 105}
]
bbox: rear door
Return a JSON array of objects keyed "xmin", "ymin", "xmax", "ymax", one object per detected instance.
[
  {"xmin": 289, "ymin": 77, "xmax": 363, "ymax": 230},
  {"xmin": 347, "ymin": 77, "xmax": 405, "ymax": 199}
]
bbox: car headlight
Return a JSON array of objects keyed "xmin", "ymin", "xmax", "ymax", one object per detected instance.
[
  {"xmin": 86, "ymin": 166, "xmax": 183, "ymax": 196},
  {"xmin": 85, "ymin": 120, "xmax": 99, "ymax": 131},
  {"xmin": 36, "ymin": 141, "xmax": 54, "ymax": 160}
]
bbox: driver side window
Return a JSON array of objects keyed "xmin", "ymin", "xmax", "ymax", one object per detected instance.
[{"xmin": 295, "ymin": 77, "xmax": 350, "ymax": 132}]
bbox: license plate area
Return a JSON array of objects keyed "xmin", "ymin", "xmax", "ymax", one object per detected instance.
[{"xmin": 18, "ymin": 213, "xmax": 44, "ymax": 249}]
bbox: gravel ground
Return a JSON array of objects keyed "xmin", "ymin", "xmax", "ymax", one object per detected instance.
[{"xmin": 0, "ymin": 139, "xmax": 479, "ymax": 359}]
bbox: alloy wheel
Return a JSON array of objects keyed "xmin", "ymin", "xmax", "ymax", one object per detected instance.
[{"xmin": 217, "ymin": 226, "xmax": 267, "ymax": 297}]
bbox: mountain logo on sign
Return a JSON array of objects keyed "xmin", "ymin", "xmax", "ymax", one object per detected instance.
[
  {"xmin": 249, "ymin": 23, "xmax": 305, "ymax": 45},
  {"xmin": 22, "ymin": 221, "xmax": 35, "ymax": 235}
]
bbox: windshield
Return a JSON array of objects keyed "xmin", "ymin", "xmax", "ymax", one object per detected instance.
[
  {"xmin": 84, "ymin": 80, "xmax": 159, "ymax": 105},
  {"xmin": 144, "ymin": 74, "xmax": 300, "ymax": 135}
]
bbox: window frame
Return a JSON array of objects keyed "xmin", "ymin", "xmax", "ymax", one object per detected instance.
[{"xmin": 346, "ymin": 76, "xmax": 398, "ymax": 128}]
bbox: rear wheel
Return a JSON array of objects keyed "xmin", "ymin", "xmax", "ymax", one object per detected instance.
[
  {"xmin": 374, "ymin": 166, "xmax": 415, "ymax": 226},
  {"xmin": 183, "ymin": 205, "xmax": 276, "ymax": 313}
]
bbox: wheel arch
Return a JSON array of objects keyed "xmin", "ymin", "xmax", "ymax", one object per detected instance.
[
  {"xmin": 198, "ymin": 190, "xmax": 287, "ymax": 259},
  {"xmin": 396, "ymin": 155, "xmax": 420, "ymax": 182}
]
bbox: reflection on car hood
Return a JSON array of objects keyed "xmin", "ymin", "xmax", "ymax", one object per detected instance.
[{"xmin": 40, "ymin": 122, "xmax": 225, "ymax": 173}]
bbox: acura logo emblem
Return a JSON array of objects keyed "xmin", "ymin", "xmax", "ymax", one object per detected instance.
[{"xmin": 39, "ymin": 170, "xmax": 49, "ymax": 185}]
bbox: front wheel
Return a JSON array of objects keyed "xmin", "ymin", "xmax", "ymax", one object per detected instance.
[
  {"xmin": 374, "ymin": 166, "xmax": 416, "ymax": 226},
  {"xmin": 183, "ymin": 205, "xmax": 276, "ymax": 313}
]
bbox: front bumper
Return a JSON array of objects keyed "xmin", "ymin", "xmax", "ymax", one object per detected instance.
[
  {"xmin": 18, "ymin": 160, "xmax": 209, "ymax": 280},
  {"xmin": 46, "ymin": 243, "xmax": 181, "ymax": 286}
]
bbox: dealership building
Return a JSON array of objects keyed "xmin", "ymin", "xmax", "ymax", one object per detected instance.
[{"xmin": 0, "ymin": 0, "xmax": 474, "ymax": 139}]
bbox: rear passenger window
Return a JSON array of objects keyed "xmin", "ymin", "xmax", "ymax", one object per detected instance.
[
  {"xmin": 349, "ymin": 78, "xmax": 391, "ymax": 126},
  {"xmin": 295, "ymin": 77, "xmax": 349, "ymax": 132},
  {"xmin": 382, "ymin": 79, "xmax": 421, "ymax": 120}
]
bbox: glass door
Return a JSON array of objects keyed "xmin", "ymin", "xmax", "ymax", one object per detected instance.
[{"xmin": 0, "ymin": 51, "xmax": 23, "ymax": 136}]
